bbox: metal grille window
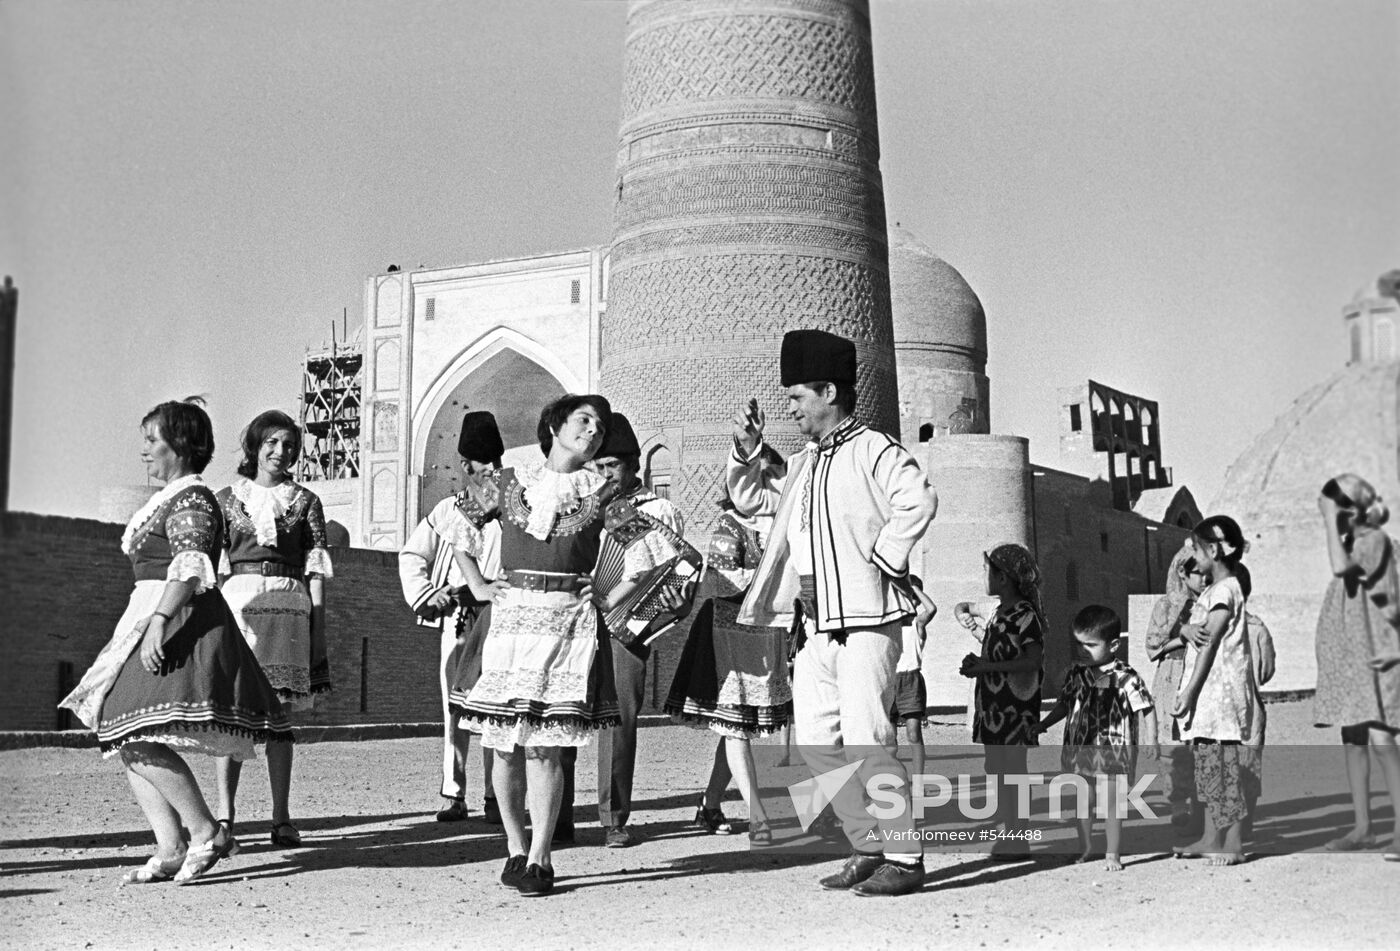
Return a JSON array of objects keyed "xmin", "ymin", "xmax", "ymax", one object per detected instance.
[
  {"xmin": 425, "ymin": 297, "xmax": 436, "ymax": 320},
  {"xmin": 570, "ymin": 279, "xmax": 581, "ymax": 304}
]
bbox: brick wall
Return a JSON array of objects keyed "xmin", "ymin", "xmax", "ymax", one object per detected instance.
[{"xmin": 0, "ymin": 512, "xmax": 439, "ymax": 731}]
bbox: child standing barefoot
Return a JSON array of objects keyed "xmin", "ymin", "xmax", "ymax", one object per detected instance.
[
  {"xmin": 891, "ymin": 576, "xmax": 936, "ymax": 779},
  {"xmin": 1039, "ymin": 606, "xmax": 1158, "ymax": 871},
  {"xmin": 1172, "ymin": 515, "xmax": 1259, "ymax": 867},
  {"xmin": 1313, "ymin": 474, "xmax": 1400, "ymax": 860},
  {"xmin": 957, "ymin": 544, "xmax": 1046, "ymax": 859}
]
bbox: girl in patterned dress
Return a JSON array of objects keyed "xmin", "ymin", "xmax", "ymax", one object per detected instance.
[
  {"xmin": 1171, "ymin": 515, "xmax": 1257, "ymax": 867},
  {"xmin": 60, "ymin": 401, "xmax": 291, "ymax": 885},
  {"xmin": 1313, "ymin": 474, "xmax": 1400, "ymax": 859},
  {"xmin": 664, "ymin": 494, "xmax": 792, "ymax": 842},
  {"xmin": 957, "ymin": 543, "xmax": 1047, "ymax": 857},
  {"xmin": 451, "ymin": 395, "xmax": 661, "ymax": 897},
  {"xmin": 214, "ymin": 410, "xmax": 334, "ymax": 848}
]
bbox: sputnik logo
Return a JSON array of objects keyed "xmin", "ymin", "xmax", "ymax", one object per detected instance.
[{"xmin": 787, "ymin": 759, "xmax": 865, "ymax": 832}]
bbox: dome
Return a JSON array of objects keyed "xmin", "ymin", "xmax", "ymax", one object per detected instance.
[
  {"xmin": 1211, "ymin": 361, "xmax": 1398, "ymax": 593},
  {"xmin": 1208, "ymin": 362, "xmax": 1398, "ymax": 692},
  {"xmin": 1351, "ymin": 269, "xmax": 1400, "ymax": 306},
  {"xmin": 888, "ymin": 225, "xmax": 987, "ymax": 370}
]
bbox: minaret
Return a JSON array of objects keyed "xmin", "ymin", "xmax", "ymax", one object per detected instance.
[
  {"xmin": 0, "ymin": 276, "xmax": 16, "ymax": 512},
  {"xmin": 602, "ymin": 0, "xmax": 899, "ymax": 538}
]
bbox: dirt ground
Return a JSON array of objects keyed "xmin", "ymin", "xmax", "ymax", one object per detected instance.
[{"xmin": 2, "ymin": 702, "xmax": 1394, "ymax": 951}]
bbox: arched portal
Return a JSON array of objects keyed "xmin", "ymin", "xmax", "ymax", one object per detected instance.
[{"xmin": 416, "ymin": 347, "xmax": 568, "ymax": 521}]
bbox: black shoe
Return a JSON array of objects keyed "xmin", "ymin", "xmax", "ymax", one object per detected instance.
[
  {"xmin": 851, "ymin": 859, "xmax": 926, "ymax": 897},
  {"xmin": 500, "ymin": 854, "xmax": 528, "ymax": 889},
  {"xmin": 818, "ymin": 852, "xmax": 884, "ymax": 890},
  {"xmin": 693, "ymin": 797, "xmax": 734, "ymax": 835},
  {"xmin": 517, "ymin": 862, "xmax": 555, "ymax": 897},
  {"xmin": 604, "ymin": 825, "xmax": 635, "ymax": 848},
  {"xmin": 483, "ymin": 798, "xmax": 503, "ymax": 826},
  {"xmin": 436, "ymin": 799, "xmax": 469, "ymax": 822}
]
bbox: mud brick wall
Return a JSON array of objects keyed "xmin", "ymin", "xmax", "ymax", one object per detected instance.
[{"xmin": 0, "ymin": 512, "xmax": 439, "ymax": 730}]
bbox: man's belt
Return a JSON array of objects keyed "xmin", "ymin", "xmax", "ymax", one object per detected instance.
[
  {"xmin": 789, "ymin": 575, "xmax": 847, "ymax": 659},
  {"xmin": 504, "ymin": 570, "xmax": 585, "ymax": 594},
  {"xmin": 229, "ymin": 561, "xmax": 303, "ymax": 580}
]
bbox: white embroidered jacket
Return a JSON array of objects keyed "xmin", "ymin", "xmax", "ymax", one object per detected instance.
[
  {"xmin": 398, "ymin": 491, "xmax": 501, "ymax": 631},
  {"xmin": 726, "ymin": 417, "xmax": 937, "ymax": 633}
]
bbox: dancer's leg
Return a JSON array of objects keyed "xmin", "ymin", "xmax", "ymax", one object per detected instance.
[
  {"xmin": 267, "ymin": 740, "xmax": 294, "ymax": 825},
  {"xmin": 525, "ymin": 748, "xmax": 563, "ymax": 867}
]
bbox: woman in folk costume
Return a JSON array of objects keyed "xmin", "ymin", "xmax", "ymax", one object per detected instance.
[
  {"xmin": 400, "ymin": 410, "xmax": 504, "ymax": 824},
  {"xmin": 451, "ymin": 394, "xmax": 670, "ymax": 897},
  {"xmin": 60, "ymin": 400, "xmax": 291, "ymax": 885},
  {"xmin": 213, "ymin": 410, "xmax": 334, "ymax": 848},
  {"xmin": 664, "ymin": 473, "xmax": 791, "ymax": 842}
]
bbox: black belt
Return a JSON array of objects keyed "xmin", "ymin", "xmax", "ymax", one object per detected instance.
[
  {"xmin": 230, "ymin": 561, "xmax": 303, "ymax": 579},
  {"xmin": 505, "ymin": 570, "xmax": 585, "ymax": 593}
]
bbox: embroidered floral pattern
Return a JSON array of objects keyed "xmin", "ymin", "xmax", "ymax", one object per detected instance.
[{"xmin": 500, "ymin": 465, "xmax": 606, "ymax": 539}]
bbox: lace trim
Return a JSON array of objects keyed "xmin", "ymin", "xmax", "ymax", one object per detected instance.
[
  {"xmin": 470, "ymin": 668, "xmax": 589, "ymax": 704},
  {"xmin": 261, "ymin": 663, "xmax": 312, "ymax": 695},
  {"xmin": 230, "ymin": 477, "xmax": 303, "ymax": 547},
  {"xmin": 716, "ymin": 672, "xmax": 793, "ymax": 708},
  {"xmin": 433, "ymin": 503, "xmax": 484, "ymax": 557},
  {"xmin": 121, "ymin": 474, "xmax": 202, "ymax": 555},
  {"xmin": 167, "ymin": 551, "xmax": 217, "ymax": 593},
  {"xmin": 512, "ymin": 464, "xmax": 606, "ymax": 541},
  {"xmin": 303, "ymin": 547, "xmax": 334, "ymax": 579}
]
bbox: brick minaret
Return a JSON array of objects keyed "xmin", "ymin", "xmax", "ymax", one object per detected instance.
[
  {"xmin": 0, "ymin": 277, "xmax": 16, "ymax": 512},
  {"xmin": 602, "ymin": 0, "xmax": 899, "ymax": 539}
]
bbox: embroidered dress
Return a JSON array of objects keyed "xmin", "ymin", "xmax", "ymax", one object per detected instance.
[
  {"xmin": 453, "ymin": 465, "xmax": 628, "ymax": 752},
  {"xmin": 59, "ymin": 476, "xmax": 292, "ymax": 759},
  {"xmin": 664, "ymin": 510, "xmax": 792, "ymax": 739},
  {"xmin": 1314, "ymin": 528, "xmax": 1400, "ymax": 730},
  {"xmin": 972, "ymin": 600, "xmax": 1043, "ymax": 746},
  {"xmin": 217, "ymin": 478, "xmax": 334, "ymax": 710},
  {"xmin": 1059, "ymin": 660, "xmax": 1154, "ymax": 776}
]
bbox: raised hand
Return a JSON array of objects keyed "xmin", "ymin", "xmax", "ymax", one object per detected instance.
[{"xmin": 732, "ymin": 398, "xmax": 765, "ymax": 455}]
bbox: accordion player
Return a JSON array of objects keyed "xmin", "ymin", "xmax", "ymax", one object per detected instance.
[{"xmin": 593, "ymin": 497, "xmax": 701, "ymax": 651}]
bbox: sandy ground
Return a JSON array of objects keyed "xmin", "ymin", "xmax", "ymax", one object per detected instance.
[{"xmin": 2, "ymin": 702, "xmax": 1394, "ymax": 951}]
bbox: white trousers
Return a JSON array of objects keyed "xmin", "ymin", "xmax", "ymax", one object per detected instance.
[
  {"xmin": 793, "ymin": 621, "xmax": 919, "ymax": 858},
  {"xmin": 439, "ymin": 625, "xmax": 473, "ymax": 799}
]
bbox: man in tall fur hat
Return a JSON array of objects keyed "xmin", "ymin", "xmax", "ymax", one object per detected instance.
[
  {"xmin": 729, "ymin": 330, "xmax": 937, "ymax": 896},
  {"xmin": 399, "ymin": 410, "xmax": 504, "ymax": 823}
]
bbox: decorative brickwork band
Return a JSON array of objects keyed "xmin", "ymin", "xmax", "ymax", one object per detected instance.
[{"xmin": 604, "ymin": 0, "xmax": 899, "ymax": 540}]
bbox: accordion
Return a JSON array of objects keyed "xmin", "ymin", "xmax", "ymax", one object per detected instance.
[{"xmin": 594, "ymin": 498, "xmax": 702, "ymax": 651}]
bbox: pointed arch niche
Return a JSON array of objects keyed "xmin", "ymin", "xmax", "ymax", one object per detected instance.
[{"xmin": 411, "ymin": 330, "xmax": 581, "ymax": 522}]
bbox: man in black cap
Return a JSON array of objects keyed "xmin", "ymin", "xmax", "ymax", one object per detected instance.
[
  {"xmin": 590, "ymin": 411, "xmax": 687, "ymax": 848},
  {"xmin": 728, "ymin": 329, "xmax": 937, "ymax": 897},
  {"xmin": 399, "ymin": 410, "xmax": 504, "ymax": 823}
]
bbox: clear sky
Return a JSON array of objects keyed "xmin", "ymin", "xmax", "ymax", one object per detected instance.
[{"xmin": 2, "ymin": 0, "xmax": 1396, "ymax": 520}]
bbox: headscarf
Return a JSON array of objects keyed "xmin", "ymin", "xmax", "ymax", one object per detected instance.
[
  {"xmin": 985, "ymin": 543, "xmax": 1047, "ymax": 633},
  {"xmin": 1145, "ymin": 543, "xmax": 1194, "ymax": 654},
  {"xmin": 1325, "ymin": 473, "xmax": 1391, "ymax": 543}
]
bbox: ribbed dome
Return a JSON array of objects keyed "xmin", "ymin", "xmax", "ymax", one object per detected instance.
[
  {"xmin": 888, "ymin": 225, "xmax": 987, "ymax": 370},
  {"xmin": 1210, "ymin": 361, "xmax": 1400, "ymax": 595}
]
